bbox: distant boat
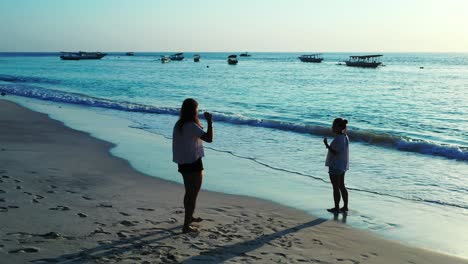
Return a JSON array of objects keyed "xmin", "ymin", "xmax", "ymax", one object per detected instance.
[
  {"xmin": 169, "ymin": 53, "xmax": 184, "ymax": 61},
  {"xmin": 194, "ymin": 54, "xmax": 200, "ymax": 62},
  {"xmin": 345, "ymin": 55, "xmax": 383, "ymax": 68},
  {"xmin": 239, "ymin": 52, "xmax": 251, "ymax": 57},
  {"xmin": 126, "ymin": 52, "xmax": 135, "ymax": 56},
  {"xmin": 60, "ymin": 51, "xmax": 107, "ymax": 60},
  {"xmin": 160, "ymin": 56, "xmax": 171, "ymax": 63},
  {"xmin": 298, "ymin": 54, "xmax": 323, "ymax": 63},
  {"xmin": 227, "ymin": 55, "xmax": 238, "ymax": 65}
]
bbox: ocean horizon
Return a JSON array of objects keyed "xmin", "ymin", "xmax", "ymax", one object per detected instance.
[{"xmin": 1, "ymin": 51, "xmax": 467, "ymax": 258}]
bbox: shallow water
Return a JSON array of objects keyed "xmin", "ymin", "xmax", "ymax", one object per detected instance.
[{"xmin": 1, "ymin": 52, "xmax": 467, "ymax": 258}]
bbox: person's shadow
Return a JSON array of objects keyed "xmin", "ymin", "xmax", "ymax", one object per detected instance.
[
  {"xmin": 184, "ymin": 218, "xmax": 327, "ymax": 263},
  {"xmin": 32, "ymin": 218, "xmax": 327, "ymax": 263}
]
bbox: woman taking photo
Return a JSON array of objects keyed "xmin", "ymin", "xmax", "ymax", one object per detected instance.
[{"xmin": 172, "ymin": 98, "xmax": 213, "ymax": 233}]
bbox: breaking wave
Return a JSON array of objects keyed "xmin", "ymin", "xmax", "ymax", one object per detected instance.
[{"xmin": 1, "ymin": 83, "xmax": 466, "ymax": 161}]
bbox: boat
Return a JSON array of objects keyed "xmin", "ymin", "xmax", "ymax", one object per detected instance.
[
  {"xmin": 345, "ymin": 55, "xmax": 382, "ymax": 68},
  {"xmin": 298, "ymin": 54, "xmax": 323, "ymax": 63},
  {"xmin": 227, "ymin": 55, "xmax": 238, "ymax": 65},
  {"xmin": 161, "ymin": 56, "xmax": 171, "ymax": 63},
  {"xmin": 193, "ymin": 54, "xmax": 200, "ymax": 62},
  {"xmin": 60, "ymin": 51, "xmax": 107, "ymax": 60},
  {"xmin": 239, "ymin": 52, "xmax": 251, "ymax": 57},
  {"xmin": 126, "ymin": 52, "xmax": 135, "ymax": 56},
  {"xmin": 169, "ymin": 53, "xmax": 184, "ymax": 61}
]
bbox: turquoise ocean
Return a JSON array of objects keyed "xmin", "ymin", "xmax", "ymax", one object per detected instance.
[{"xmin": 1, "ymin": 52, "xmax": 467, "ymax": 258}]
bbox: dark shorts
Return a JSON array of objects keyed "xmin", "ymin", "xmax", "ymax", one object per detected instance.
[
  {"xmin": 328, "ymin": 167, "xmax": 346, "ymax": 177},
  {"xmin": 178, "ymin": 158, "xmax": 204, "ymax": 174}
]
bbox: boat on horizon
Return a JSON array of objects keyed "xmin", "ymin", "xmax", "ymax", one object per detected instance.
[
  {"xmin": 227, "ymin": 55, "xmax": 238, "ymax": 65},
  {"xmin": 193, "ymin": 54, "xmax": 200, "ymax": 62},
  {"xmin": 298, "ymin": 54, "xmax": 323, "ymax": 63},
  {"xmin": 161, "ymin": 56, "xmax": 171, "ymax": 63},
  {"xmin": 60, "ymin": 51, "xmax": 107, "ymax": 60},
  {"xmin": 169, "ymin": 53, "xmax": 184, "ymax": 61},
  {"xmin": 345, "ymin": 55, "xmax": 382, "ymax": 68},
  {"xmin": 125, "ymin": 52, "xmax": 135, "ymax": 56},
  {"xmin": 239, "ymin": 52, "xmax": 251, "ymax": 57}
]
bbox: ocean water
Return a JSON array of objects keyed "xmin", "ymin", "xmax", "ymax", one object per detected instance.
[{"xmin": 1, "ymin": 52, "xmax": 467, "ymax": 258}]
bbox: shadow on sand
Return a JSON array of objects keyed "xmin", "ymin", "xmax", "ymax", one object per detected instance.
[
  {"xmin": 31, "ymin": 218, "xmax": 327, "ymax": 263},
  {"xmin": 184, "ymin": 218, "xmax": 327, "ymax": 263},
  {"xmin": 31, "ymin": 226, "xmax": 181, "ymax": 263}
]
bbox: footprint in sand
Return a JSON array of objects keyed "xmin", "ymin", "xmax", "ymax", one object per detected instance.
[
  {"xmin": 119, "ymin": 220, "xmax": 137, "ymax": 227},
  {"xmin": 1, "ymin": 175, "xmax": 10, "ymax": 179},
  {"xmin": 32, "ymin": 199, "xmax": 40, "ymax": 203},
  {"xmin": 82, "ymin": 195, "xmax": 93, "ymax": 200},
  {"xmin": 336, "ymin": 258, "xmax": 360, "ymax": 264},
  {"xmin": 8, "ymin": 247, "xmax": 40, "ymax": 253},
  {"xmin": 0, "ymin": 189, "xmax": 6, "ymax": 193},
  {"xmin": 137, "ymin": 207, "xmax": 155, "ymax": 211},
  {"xmin": 49, "ymin": 205, "xmax": 70, "ymax": 211},
  {"xmin": 97, "ymin": 203, "xmax": 113, "ymax": 208},
  {"xmin": 312, "ymin": 238, "xmax": 323, "ymax": 245},
  {"xmin": 34, "ymin": 194, "xmax": 45, "ymax": 200},
  {"xmin": 8, "ymin": 205, "xmax": 19, "ymax": 209},
  {"xmin": 0, "ymin": 206, "xmax": 8, "ymax": 212},
  {"xmin": 23, "ymin": 192, "xmax": 33, "ymax": 196},
  {"xmin": 16, "ymin": 186, "xmax": 22, "ymax": 190},
  {"xmin": 0, "ymin": 198, "xmax": 5, "ymax": 202},
  {"xmin": 77, "ymin": 213, "xmax": 88, "ymax": 218},
  {"xmin": 119, "ymin": 212, "xmax": 131, "ymax": 216},
  {"xmin": 14, "ymin": 179, "xmax": 22, "ymax": 183},
  {"xmin": 91, "ymin": 227, "xmax": 111, "ymax": 235}
]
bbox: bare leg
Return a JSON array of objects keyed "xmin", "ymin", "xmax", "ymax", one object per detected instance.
[
  {"xmin": 339, "ymin": 173, "xmax": 348, "ymax": 211},
  {"xmin": 328, "ymin": 174, "xmax": 341, "ymax": 213},
  {"xmin": 182, "ymin": 171, "xmax": 203, "ymax": 232}
]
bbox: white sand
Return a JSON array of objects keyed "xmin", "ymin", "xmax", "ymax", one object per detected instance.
[{"xmin": 0, "ymin": 99, "xmax": 466, "ymax": 264}]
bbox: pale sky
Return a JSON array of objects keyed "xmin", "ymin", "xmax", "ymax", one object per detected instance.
[{"xmin": 1, "ymin": 0, "xmax": 467, "ymax": 52}]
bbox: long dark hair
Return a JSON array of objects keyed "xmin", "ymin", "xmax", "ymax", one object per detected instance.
[
  {"xmin": 176, "ymin": 98, "xmax": 201, "ymax": 132},
  {"xmin": 332, "ymin": 118, "xmax": 348, "ymax": 134}
]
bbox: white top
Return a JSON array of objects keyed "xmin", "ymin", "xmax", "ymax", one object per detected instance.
[
  {"xmin": 325, "ymin": 134, "xmax": 349, "ymax": 171},
  {"xmin": 172, "ymin": 121, "xmax": 205, "ymax": 164}
]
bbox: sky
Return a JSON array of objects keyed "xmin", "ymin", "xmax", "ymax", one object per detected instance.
[{"xmin": 1, "ymin": 0, "xmax": 467, "ymax": 52}]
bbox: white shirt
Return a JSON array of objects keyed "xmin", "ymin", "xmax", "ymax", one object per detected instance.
[
  {"xmin": 325, "ymin": 134, "xmax": 349, "ymax": 171},
  {"xmin": 172, "ymin": 121, "xmax": 205, "ymax": 164}
]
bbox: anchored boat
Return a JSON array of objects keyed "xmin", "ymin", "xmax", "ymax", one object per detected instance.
[
  {"xmin": 169, "ymin": 53, "xmax": 184, "ymax": 61},
  {"xmin": 60, "ymin": 51, "xmax": 107, "ymax": 60},
  {"xmin": 298, "ymin": 54, "xmax": 323, "ymax": 63},
  {"xmin": 345, "ymin": 55, "xmax": 383, "ymax": 68},
  {"xmin": 227, "ymin": 55, "xmax": 238, "ymax": 65}
]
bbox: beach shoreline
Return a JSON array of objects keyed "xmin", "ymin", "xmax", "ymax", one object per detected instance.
[{"xmin": 0, "ymin": 99, "xmax": 466, "ymax": 264}]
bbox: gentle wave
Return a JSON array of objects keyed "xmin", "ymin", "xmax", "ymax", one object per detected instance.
[
  {"xmin": 1, "ymin": 83, "xmax": 467, "ymax": 161},
  {"xmin": 0, "ymin": 74, "xmax": 60, "ymax": 84}
]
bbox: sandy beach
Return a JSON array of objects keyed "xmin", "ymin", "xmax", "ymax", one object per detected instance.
[{"xmin": 0, "ymin": 99, "xmax": 466, "ymax": 264}]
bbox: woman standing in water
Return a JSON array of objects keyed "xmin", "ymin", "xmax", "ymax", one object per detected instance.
[
  {"xmin": 324, "ymin": 118, "xmax": 349, "ymax": 214},
  {"xmin": 172, "ymin": 98, "xmax": 213, "ymax": 233}
]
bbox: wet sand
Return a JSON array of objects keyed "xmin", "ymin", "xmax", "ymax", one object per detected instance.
[{"xmin": 0, "ymin": 99, "xmax": 466, "ymax": 263}]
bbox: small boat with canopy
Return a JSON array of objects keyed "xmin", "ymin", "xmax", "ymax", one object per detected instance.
[
  {"xmin": 227, "ymin": 55, "xmax": 238, "ymax": 65},
  {"xmin": 298, "ymin": 54, "xmax": 323, "ymax": 63},
  {"xmin": 345, "ymin": 55, "xmax": 383, "ymax": 68},
  {"xmin": 169, "ymin": 53, "xmax": 184, "ymax": 61}
]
